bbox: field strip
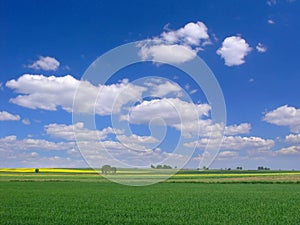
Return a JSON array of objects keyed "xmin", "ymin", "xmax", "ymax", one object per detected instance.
[{"xmin": 0, "ymin": 168, "xmax": 96, "ymax": 173}]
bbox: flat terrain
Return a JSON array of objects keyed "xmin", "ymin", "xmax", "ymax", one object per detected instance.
[
  {"xmin": 1, "ymin": 169, "xmax": 300, "ymax": 224},
  {"xmin": 1, "ymin": 168, "xmax": 300, "ymax": 183}
]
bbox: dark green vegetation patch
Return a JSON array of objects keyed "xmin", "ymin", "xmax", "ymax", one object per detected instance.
[{"xmin": 1, "ymin": 181, "xmax": 300, "ymax": 225}]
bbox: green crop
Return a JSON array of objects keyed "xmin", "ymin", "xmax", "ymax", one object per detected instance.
[{"xmin": 1, "ymin": 181, "xmax": 300, "ymax": 225}]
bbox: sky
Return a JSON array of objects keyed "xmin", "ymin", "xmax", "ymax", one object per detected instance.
[{"xmin": 0, "ymin": 0, "xmax": 300, "ymax": 170}]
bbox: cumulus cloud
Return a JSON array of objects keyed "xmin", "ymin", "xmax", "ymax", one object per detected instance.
[
  {"xmin": 6, "ymin": 74, "xmax": 79, "ymax": 111},
  {"xmin": 116, "ymin": 134, "xmax": 159, "ymax": 152},
  {"xmin": 275, "ymin": 146, "xmax": 300, "ymax": 155},
  {"xmin": 0, "ymin": 141, "xmax": 85, "ymax": 168},
  {"xmin": 186, "ymin": 135, "xmax": 274, "ymax": 151},
  {"xmin": 285, "ymin": 133, "xmax": 300, "ymax": 143},
  {"xmin": 263, "ymin": 105, "xmax": 300, "ymax": 133},
  {"xmin": 28, "ymin": 56, "xmax": 60, "ymax": 71},
  {"xmin": 217, "ymin": 36, "xmax": 252, "ymax": 66},
  {"xmin": 45, "ymin": 122, "xmax": 161, "ymax": 156},
  {"xmin": 123, "ymin": 98, "xmax": 210, "ymax": 124},
  {"xmin": 139, "ymin": 21, "xmax": 210, "ymax": 64},
  {"xmin": 225, "ymin": 123, "xmax": 251, "ymax": 135},
  {"xmin": 267, "ymin": 19, "xmax": 275, "ymax": 24},
  {"xmin": 0, "ymin": 135, "xmax": 72, "ymax": 151},
  {"xmin": 217, "ymin": 151, "xmax": 239, "ymax": 158},
  {"xmin": 256, "ymin": 43, "xmax": 267, "ymax": 53},
  {"xmin": 145, "ymin": 79, "xmax": 182, "ymax": 97},
  {"xmin": 139, "ymin": 44, "xmax": 197, "ymax": 64},
  {"xmin": 121, "ymin": 97, "xmax": 249, "ymax": 139},
  {"xmin": 45, "ymin": 122, "xmax": 123, "ymax": 141},
  {"xmin": 0, "ymin": 111, "xmax": 20, "ymax": 121},
  {"xmin": 161, "ymin": 21, "xmax": 209, "ymax": 46},
  {"xmin": 6, "ymin": 74, "xmax": 145, "ymax": 115}
]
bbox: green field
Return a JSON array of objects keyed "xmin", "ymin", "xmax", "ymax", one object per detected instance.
[{"xmin": 1, "ymin": 170, "xmax": 300, "ymax": 224}]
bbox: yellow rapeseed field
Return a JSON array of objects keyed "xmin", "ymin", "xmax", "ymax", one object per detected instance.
[{"xmin": 0, "ymin": 168, "xmax": 95, "ymax": 173}]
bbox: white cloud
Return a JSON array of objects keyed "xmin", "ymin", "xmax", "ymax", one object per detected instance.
[
  {"xmin": 119, "ymin": 97, "xmax": 232, "ymax": 139},
  {"xmin": 186, "ymin": 135, "xmax": 274, "ymax": 151},
  {"xmin": 146, "ymin": 79, "xmax": 182, "ymax": 97},
  {"xmin": 0, "ymin": 111, "xmax": 20, "ymax": 121},
  {"xmin": 45, "ymin": 122, "xmax": 161, "ymax": 159},
  {"xmin": 45, "ymin": 123, "xmax": 123, "ymax": 141},
  {"xmin": 28, "ymin": 56, "xmax": 60, "ymax": 71},
  {"xmin": 22, "ymin": 118, "xmax": 31, "ymax": 125},
  {"xmin": 275, "ymin": 146, "xmax": 300, "ymax": 155},
  {"xmin": 263, "ymin": 105, "xmax": 300, "ymax": 133},
  {"xmin": 116, "ymin": 134, "xmax": 159, "ymax": 152},
  {"xmin": 117, "ymin": 134, "xmax": 158, "ymax": 145},
  {"xmin": 256, "ymin": 43, "xmax": 267, "ymax": 53},
  {"xmin": 6, "ymin": 74, "xmax": 146, "ymax": 115},
  {"xmin": 6, "ymin": 74, "xmax": 79, "ymax": 111},
  {"xmin": 218, "ymin": 151, "xmax": 239, "ymax": 158},
  {"xmin": 161, "ymin": 21, "xmax": 209, "ymax": 46},
  {"xmin": 217, "ymin": 36, "xmax": 252, "ymax": 66},
  {"xmin": 138, "ymin": 21, "xmax": 210, "ymax": 64},
  {"xmin": 189, "ymin": 89, "xmax": 198, "ymax": 95},
  {"xmin": 285, "ymin": 133, "xmax": 300, "ymax": 143},
  {"xmin": 121, "ymin": 96, "xmax": 247, "ymax": 139},
  {"xmin": 267, "ymin": 19, "xmax": 275, "ymax": 24},
  {"xmin": 225, "ymin": 123, "xmax": 251, "ymax": 135},
  {"xmin": 123, "ymin": 98, "xmax": 210, "ymax": 124},
  {"xmin": 0, "ymin": 135, "xmax": 72, "ymax": 151},
  {"xmin": 139, "ymin": 44, "xmax": 197, "ymax": 64}
]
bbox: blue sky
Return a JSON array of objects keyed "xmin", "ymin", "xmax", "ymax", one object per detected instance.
[{"xmin": 0, "ymin": 0, "xmax": 300, "ymax": 169}]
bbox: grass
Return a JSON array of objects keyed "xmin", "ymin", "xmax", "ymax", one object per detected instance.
[
  {"xmin": 1, "ymin": 169, "xmax": 300, "ymax": 224},
  {"xmin": 0, "ymin": 181, "xmax": 300, "ymax": 224}
]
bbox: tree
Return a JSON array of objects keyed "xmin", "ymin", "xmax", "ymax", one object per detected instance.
[
  {"xmin": 35, "ymin": 168, "xmax": 39, "ymax": 173},
  {"xmin": 101, "ymin": 165, "xmax": 111, "ymax": 174},
  {"xmin": 162, "ymin": 164, "xmax": 172, "ymax": 169},
  {"xmin": 111, "ymin": 167, "xmax": 117, "ymax": 174},
  {"xmin": 151, "ymin": 164, "xmax": 155, "ymax": 169},
  {"xmin": 153, "ymin": 164, "xmax": 172, "ymax": 169},
  {"xmin": 101, "ymin": 165, "xmax": 117, "ymax": 174},
  {"xmin": 258, "ymin": 166, "xmax": 270, "ymax": 170}
]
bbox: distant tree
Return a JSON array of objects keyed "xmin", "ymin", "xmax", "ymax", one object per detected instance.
[
  {"xmin": 236, "ymin": 166, "xmax": 243, "ymax": 170},
  {"xmin": 102, "ymin": 165, "xmax": 111, "ymax": 174},
  {"xmin": 35, "ymin": 168, "xmax": 39, "ymax": 173},
  {"xmin": 258, "ymin": 166, "xmax": 270, "ymax": 170},
  {"xmin": 228, "ymin": 168, "xmax": 231, "ymax": 171},
  {"xmin": 151, "ymin": 164, "xmax": 155, "ymax": 169},
  {"xmin": 156, "ymin": 165, "xmax": 163, "ymax": 169},
  {"xmin": 154, "ymin": 164, "xmax": 172, "ymax": 169},
  {"xmin": 162, "ymin": 164, "xmax": 172, "ymax": 169},
  {"xmin": 111, "ymin": 167, "xmax": 117, "ymax": 174}
]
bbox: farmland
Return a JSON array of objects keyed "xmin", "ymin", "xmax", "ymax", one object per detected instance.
[{"xmin": 1, "ymin": 169, "xmax": 300, "ymax": 224}]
